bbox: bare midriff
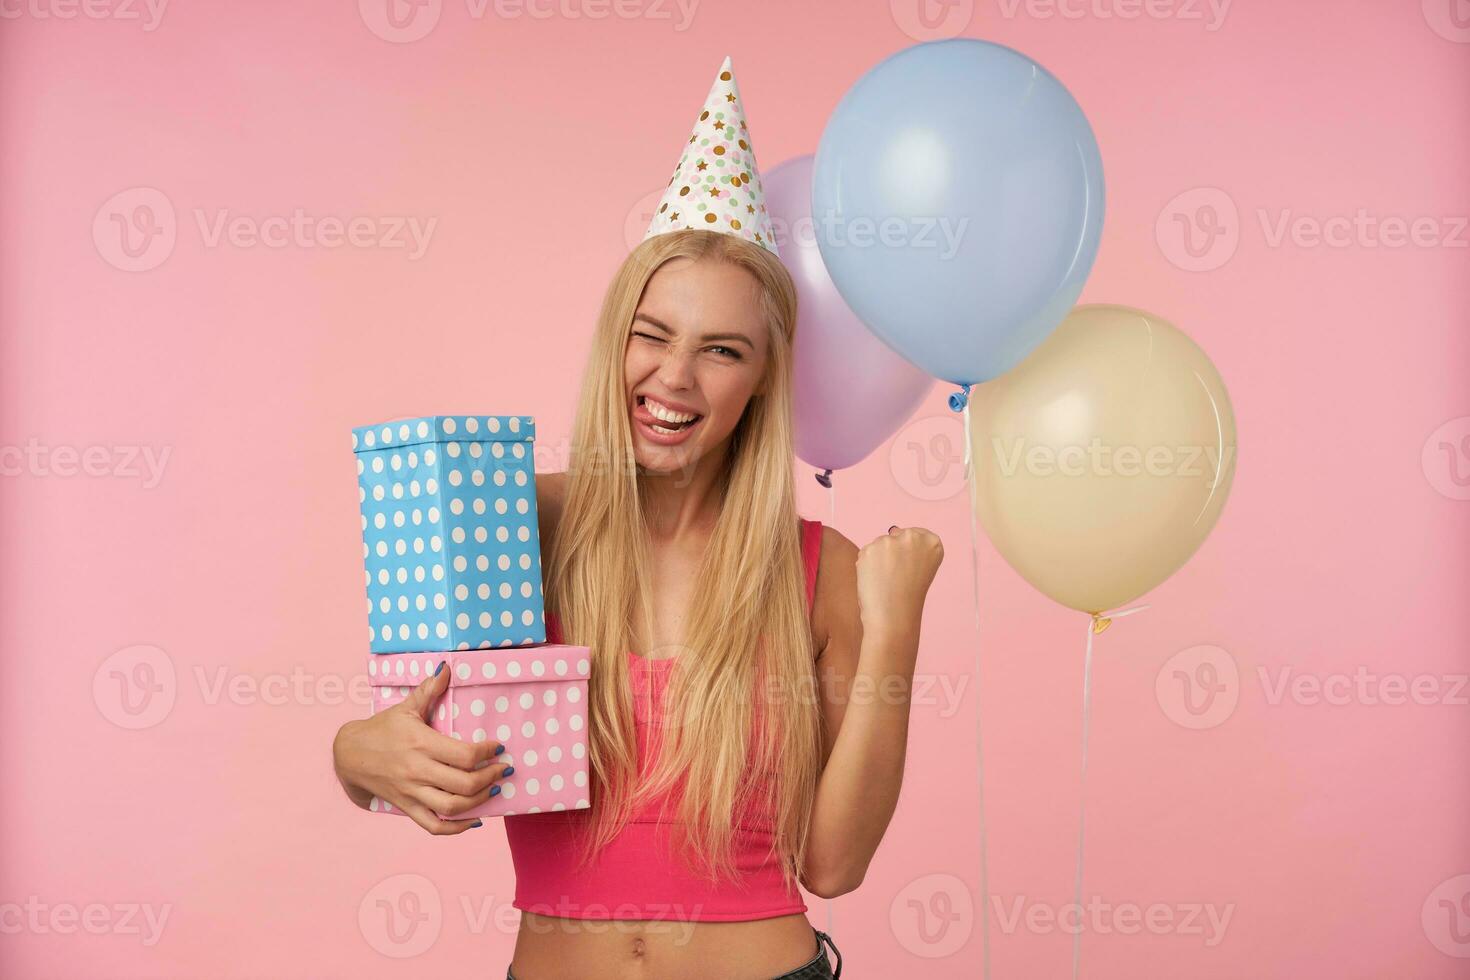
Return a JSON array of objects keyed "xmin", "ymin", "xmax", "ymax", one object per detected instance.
[{"xmin": 509, "ymin": 910, "xmax": 820, "ymax": 980}]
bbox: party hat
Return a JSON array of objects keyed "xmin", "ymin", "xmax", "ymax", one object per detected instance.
[{"xmin": 643, "ymin": 56, "xmax": 779, "ymax": 257}]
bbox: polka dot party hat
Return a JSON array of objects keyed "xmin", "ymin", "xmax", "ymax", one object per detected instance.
[{"xmin": 643, "ymin": 55, "xmax": 779, "ymax": 258}]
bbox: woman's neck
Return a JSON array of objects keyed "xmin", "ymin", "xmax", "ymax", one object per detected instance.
[{"xmin": 638, "ymin": 445, "xmax": 729, "ymax": 541}]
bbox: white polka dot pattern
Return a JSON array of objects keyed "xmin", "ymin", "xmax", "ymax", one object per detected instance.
[
  {"xmin": 366, "ymin": 645, "xmax": 592, "ymax": 821},
  {"xmin": 352, "ymin": 415, "xmax": 545, "ymax": 653}
]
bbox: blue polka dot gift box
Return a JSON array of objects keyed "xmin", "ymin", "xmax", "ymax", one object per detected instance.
[
  {"xmin": 366, "ymin": 647, "xmax": 593, "ymax": 820},
  {"xmin": 353, "ymin": 415, "xmax": 545, "ymax": 654}
]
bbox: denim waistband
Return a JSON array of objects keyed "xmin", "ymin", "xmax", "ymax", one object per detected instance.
[{"xmin": 506, "ymin": 926, "xmax": 842, "ymax": 979}]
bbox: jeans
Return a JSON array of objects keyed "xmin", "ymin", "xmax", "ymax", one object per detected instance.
[{"xmin": 506, "ymin": 927, "xmax": 842, "ymax": 979}]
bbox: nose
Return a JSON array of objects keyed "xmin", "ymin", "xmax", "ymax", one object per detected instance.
[{"xmin": 655, "ymin": 343, "xmax": 696, "ymax": 391}]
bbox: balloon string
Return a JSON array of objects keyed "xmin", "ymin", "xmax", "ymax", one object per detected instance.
[
  {"xmin": 962, "ymin": 400, "xmax": 990, "ymax": 980},
  {"xmin": 820, "ymin": 472, "xmax": 836, "ymax": 937},
  {"xmin": 962, "ymin": 401, "xmax": 974, "ymax": 510},
  {"xmin": 824, "ymin": 474, "xmax": 836, "ymax": 937},
  {"xmin": 1072, "ymin": 604, "xmax": 1150, "ymax": 980}
]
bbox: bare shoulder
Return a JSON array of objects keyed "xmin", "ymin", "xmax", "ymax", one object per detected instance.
[
  {"xmin": 812, "ymin": 524, "xmax": 860, "ymax": 662},
  {"xmin": 536, "ymin": 470, "xmax": 569, "ymax": 541},
  {"xmin": 817, "ymin": 524, "xmax": 859, "ymax": 575}
]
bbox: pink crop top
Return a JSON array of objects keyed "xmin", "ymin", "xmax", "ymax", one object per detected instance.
[{"xmin": 503, "ymin": 517, "xmax": 824, "ymax": 922}]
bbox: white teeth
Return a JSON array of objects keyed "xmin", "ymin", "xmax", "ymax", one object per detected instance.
[{"xmin": 645, "ymin": 398, "xmax": 698, "ymax": 424}]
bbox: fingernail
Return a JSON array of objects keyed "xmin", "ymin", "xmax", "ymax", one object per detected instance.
[
  {"xmin": 434, "ymin": 660, "xmax": 446, "ymax": 676},
  {"xmin": 490, "ymin": 785, "xmax": 502, "ymax": 797},
  {"xmin": 503, "ymin": 766, "xmax": 515, "ymax": 777},
  {"xmin": 470, "ymin": 819, "xmax": 484, "ymax": 828},
  {"xmin": 494, "ymin": 743, "xmax": 506, "ymax": 755}
]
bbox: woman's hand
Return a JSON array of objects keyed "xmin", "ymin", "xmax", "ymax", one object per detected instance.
[
  {"xmin": 855, "ymin": 525, "xmax": 945, "ymax": 638},
  {"xmin": 332, "ymin": 661, "xmax": 513, "ymax": 835}
]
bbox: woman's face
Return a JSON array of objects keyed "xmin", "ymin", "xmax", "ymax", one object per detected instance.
[{"xmin": 624, "ymin": 256, "xmax": 770, "ymax": 474}]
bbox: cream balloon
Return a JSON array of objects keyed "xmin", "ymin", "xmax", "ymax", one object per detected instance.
[{"xmin": 967, "ymin": 305, "xmax": 1237, "ymax": 615}]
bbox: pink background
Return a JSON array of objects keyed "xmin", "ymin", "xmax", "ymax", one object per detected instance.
[{"xmin": 2, "ymin": 1, "xmax": 1468, "ymax": 977}]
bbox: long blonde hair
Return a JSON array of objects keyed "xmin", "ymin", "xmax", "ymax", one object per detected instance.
[{"xmin": 544, "ymin": 228, "xmax": 819, "ymax": 890}]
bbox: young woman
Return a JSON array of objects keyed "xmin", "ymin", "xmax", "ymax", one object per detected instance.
[{"xmin": 332, "ymin": 227, "xmax": 944, "ymax": 979}]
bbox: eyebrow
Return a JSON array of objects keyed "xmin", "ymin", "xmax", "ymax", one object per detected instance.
[{"xmin": 632, "ymin": 313, "xmax": 755, "ymax": 351}]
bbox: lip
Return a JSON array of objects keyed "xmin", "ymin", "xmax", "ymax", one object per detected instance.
[
  {"xmin": 631, "ymin": 395, "xmax": 704, "ymax": 447},
  {"xmin": 635, "ymin": 392, "xmax": 703, "ymax": 416}
]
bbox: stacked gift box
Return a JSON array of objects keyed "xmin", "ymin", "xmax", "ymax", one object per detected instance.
[{"xmin": 352, "ymin": 415, "xmax": 591, "ymax": 820}]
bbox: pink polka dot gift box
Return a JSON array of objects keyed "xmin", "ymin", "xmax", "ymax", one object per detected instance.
[{"xmin": 367, "ymin": 646, "xmax": 593, "ymax": 820}]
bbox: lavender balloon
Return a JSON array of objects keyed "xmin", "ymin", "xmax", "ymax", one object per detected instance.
[{"xmin": 766, "ymin": 156, "xmax": 933, "ymax": 479}]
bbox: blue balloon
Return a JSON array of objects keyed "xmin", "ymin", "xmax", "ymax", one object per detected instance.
[{"xmin": 813, "ymin": 39, "xmax": 1104, "ymax": 387}]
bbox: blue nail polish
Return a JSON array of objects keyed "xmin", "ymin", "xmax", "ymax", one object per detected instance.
[
  {"xmin": 470, "ymin": 819, "xmax": 484, "ymax": 828},
  {"xmin": 494, "ymin": 744, "xmax": 506, "ymax": 755},
  {"xmin": 434, "ymin": 660, "xmax": 446, "ymax": 676},
  {"xmin": 503, "ymin": 766, "xmax": 515, "ymax": 777},
  {"xmin": 490, "ymin": 785, "xmax": 502, "ymax": 796}
]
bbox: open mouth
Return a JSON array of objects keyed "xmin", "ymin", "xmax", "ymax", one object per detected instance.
[{"xmin": 635, "ymin": 395, "xmax": 704, "ymax": 437}]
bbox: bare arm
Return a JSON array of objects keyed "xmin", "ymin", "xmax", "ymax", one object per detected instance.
[{"xmin": 799, "ymin": 525, "xmax": 943, "ymax": 898}]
